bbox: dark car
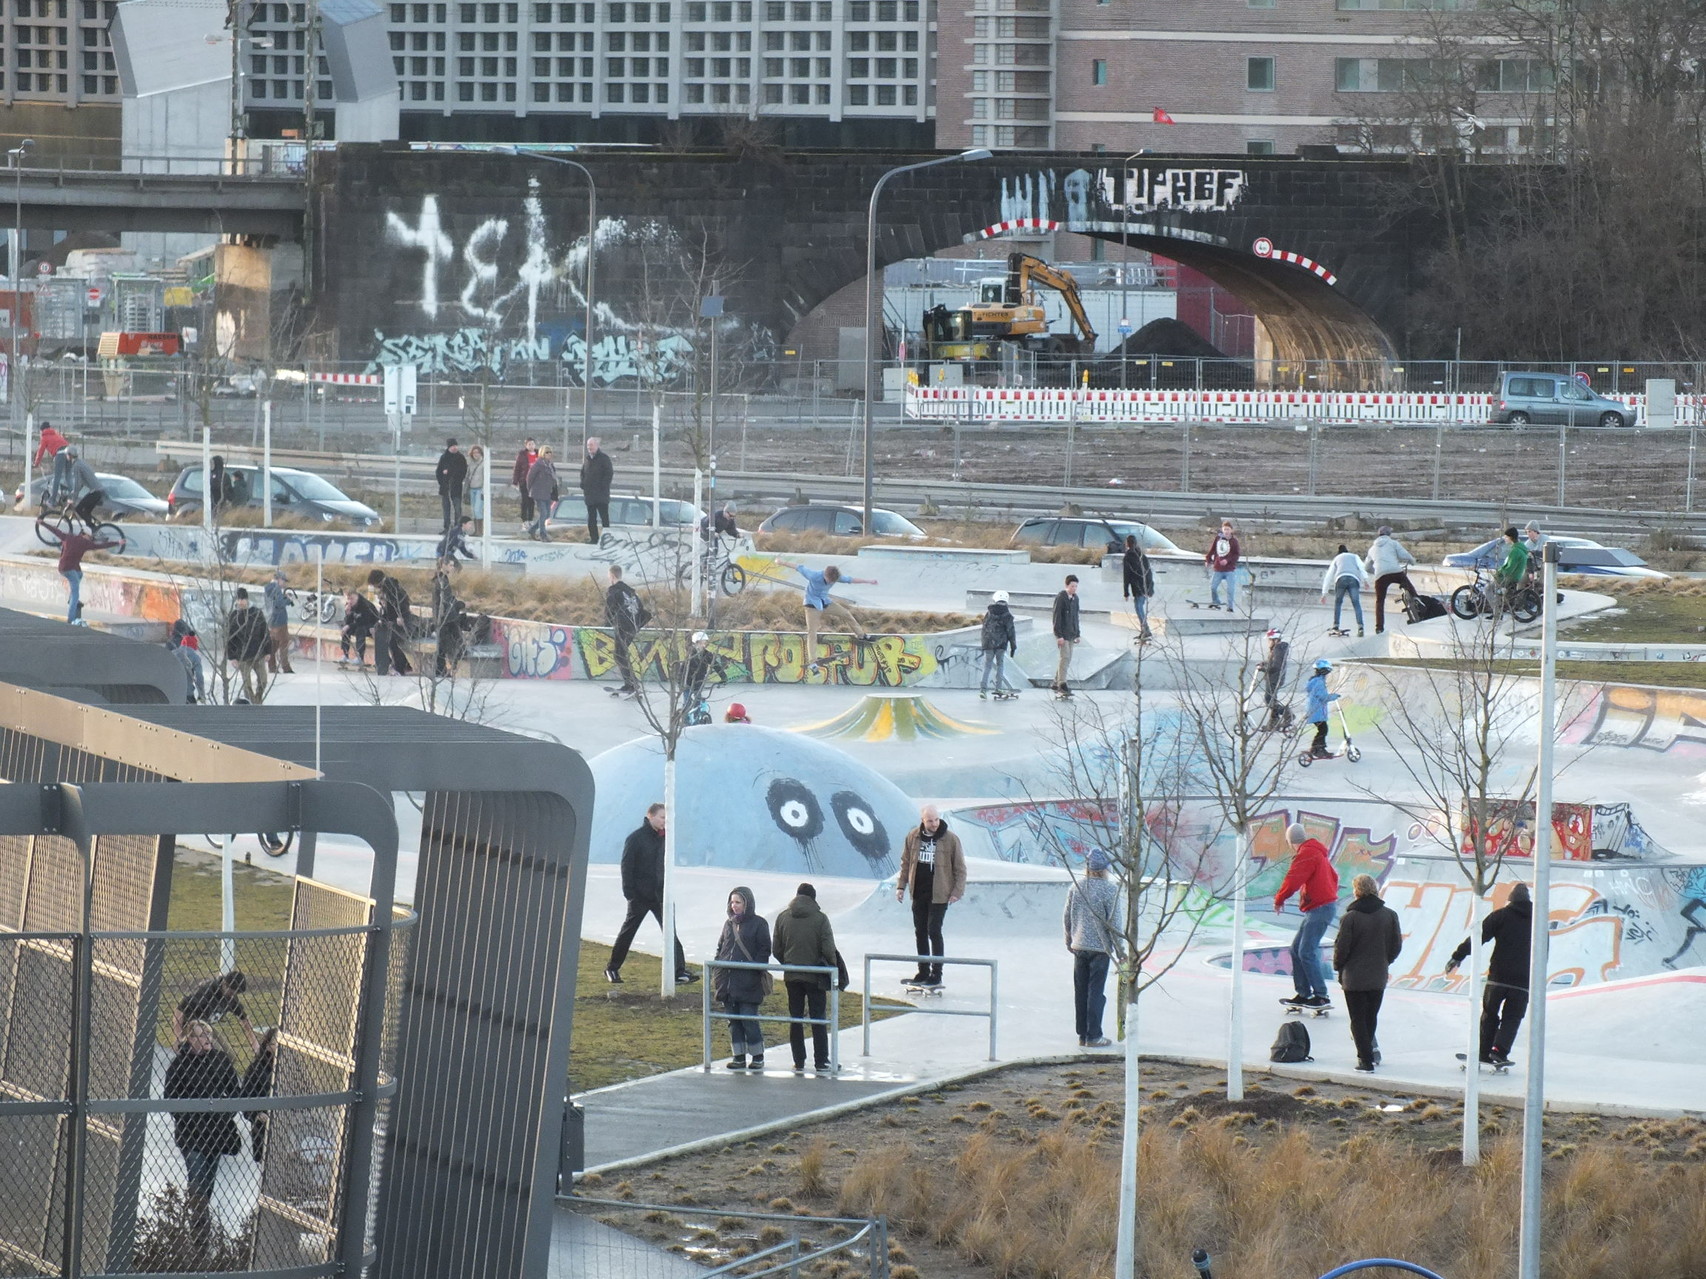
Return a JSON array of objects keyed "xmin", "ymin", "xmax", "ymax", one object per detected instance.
[
  {"xmin": 15, "ymin": 471, "xmax": 169, "ymax": 521},
  {"xmin": 166, "ymin": 464, "xmax": 382, "ymax": 528},
  {"xmin": 1011, "ymin": 516, "xmax": 1183, "ymax": 555},
  {"xmin": 1442, "ymin": 535, "xmax": 1666, "ymax": 579},
  {"xmin": 757, "ymin": 504, "xmax": 927, "ymax": 540}
]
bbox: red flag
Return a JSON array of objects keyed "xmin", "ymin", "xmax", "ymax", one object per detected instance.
[{"xmin": 1152, "ymin": 107, "xmax": 1176, "ymax": 124}]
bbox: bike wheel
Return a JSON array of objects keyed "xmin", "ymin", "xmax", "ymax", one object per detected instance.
[
  {"xmin": 719, "ymin": 563, "xmax": 746, "ymax": 596},
  {"xmin": 35, "ymin": 513, "xmax": 71, "ymax": 547},
  {"xmin": 1449, "ymin": 584, "xmax": 1482, "ymax": 620},
  {"xmin": 258, "ymin": 831, "xmax": 294, "ymax": 857},
  {"xmin": 320, "ymin": 597, "xmax": 340, "ymax": 624},
  {"xmin": 93, "ymin": 522, "xmax": 126, "ymax": 555},
  {"xmin": 1512, "ymin": 589, "xmax": 1541, "ymax": 624}
]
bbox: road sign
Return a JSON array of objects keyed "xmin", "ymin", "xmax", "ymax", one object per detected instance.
[
  {"xmin": 35, "ymin": 260, "xmax": 49, "ymax": 277},
  {"xmin": 85, "ymin": 286, "xmax": 102, "ymax": 306},
  {"xmin": 1119, "ymin": 319, "xmax": 1133, "ymax": 334},
  {"xmin": 382, "ymin": 363, "xmax": 418, "ymax": 416},
  {"xmin": 1252, "ymin": 237, "xmax": 1274, "ymax": 258}
]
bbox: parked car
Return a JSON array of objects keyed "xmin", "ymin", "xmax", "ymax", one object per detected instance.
[
  {"xmin": 1487, "ymin": 372, "xmax": 1636, "ymax": 429},
  {"xmin": 166, "ymin": 464, "xmax": 382, "ymax": 528},
  {"xmin": 1443, "ymin": 535, "xmax": 1667, "ymax": 579},
  {"xmin": 552, "ymin": 493, "xmax": 702, "ymax": 529},
  {"xmin": 757, "ymin": 503, "xmax": 927, "ymax": 540},
  {"xmin": 1011, "ymin": 516, "xmax": 1183, "ymax": 555},
  {"xmin": 14, "ymin": 472, "xmax": 169, "ymax": 521}
]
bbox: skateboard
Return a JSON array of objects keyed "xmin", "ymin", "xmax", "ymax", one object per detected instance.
[
  {"xmin": 992, "ymin": 689, "xmax": 1021, "ymax": 701},
  {"xmin": 1282, "ymin": 999, "xmax": 1331, "ymax": 1018},
  {"xmin": 1326, "ymin": 627, "xmax": 1361, "ymax": 638},
  {"xmin": 1186, "ymin": 599, "xmax": 1227, "ymax": 611},
  {"xmin": 1456, "ymin": 1052, "xmax": 1514, "ymax": 1074},
  {"xmin": 902, "ymin": 983, "xmax": 945, "ymax": 997}
]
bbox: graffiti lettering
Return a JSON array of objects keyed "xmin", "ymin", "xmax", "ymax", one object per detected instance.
[
  {"xmin": 367, "ymin": 327, "xmax": 552, "ymax": 376},
  {"xmin": 1571, "ymin": 684, "xmax": 1706, "ymax": 756},
  {"xmin": 1102, "ymin": 168, "xmax": 1246, "ymax": 215},
  {"xmin": 385, "ymin": 195, "xmax": 456, "ymax": 319}
]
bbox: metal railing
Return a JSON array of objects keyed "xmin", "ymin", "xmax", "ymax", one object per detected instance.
[
  {"xmin": 700, "ymin": 960, "xmax": 841, "ymax": 1073},
  {"xmin": 860, "ymin": 954, "xmax": 999, "ymax": 1061},
  {"xmin": 557, "ymin": 1193, "xmax": 889, "ymax": 1279}
]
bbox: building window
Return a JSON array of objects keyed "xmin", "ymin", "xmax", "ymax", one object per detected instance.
[
  {"xmin": 848, "ymin": 84, "xmax": 867, "ymax": 104},
  {"xmin": 1091, "ymin": 58, "xmax": 1105, "ymax": 85},
  {"xmin": 1246, "ymin": 55, "xmax": 1274, "ymax": 90},
  {"xmin": 687, "ymin": 82, "xmax": 704, "ymax": 101},
  {"xmin": 1246, "ymin": 139, "xmax": 1275, "ymax": 154},
  {"xmin": 607, "ymin": 81, "xmax": 625, "ymax": 99},
  {"xmin": 1249, "ymin": 0, "xmax": 1273, "ymax": 7}
]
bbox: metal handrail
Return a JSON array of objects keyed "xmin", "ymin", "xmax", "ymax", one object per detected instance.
[
  {"xmin": 860, "ymin": 953, "xmax": 998, "ymax": 1061},
  {"xmin": 700, "ymin": 959, "xmax": 840, "ymax": 1073}
]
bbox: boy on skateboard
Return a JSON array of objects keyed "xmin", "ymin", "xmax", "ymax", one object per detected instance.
[
  {"xmin": 1274, "ymin": 822, "xmax": 1340, "ymax": 1012},
  {"xmin": 1445, "ymin": 881, "xmax": 1532, "ymax": 1067}
]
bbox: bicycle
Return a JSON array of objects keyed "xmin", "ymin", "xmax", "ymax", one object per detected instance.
[
  {"xmin": 288, "ymin": 586, "xmax": 341, "ymax": 625},
  {"xmin": 34, "ymin": 493, "xmax": 127, "ymax": 556},
  {"xmin": 1449, "ymin": 567, "xmax": 1541, "ymax": 624},
  {"xmin": 677, "ymin": 537, "xmax": 747, "ymax": 597}
]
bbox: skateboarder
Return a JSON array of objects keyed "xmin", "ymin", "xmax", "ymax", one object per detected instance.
[
  {"xmin": 1274, "ymin": 822, "xmax": 1339, "ymax": 1011},
  {"xmin": 605, "ymin": 565, "xmax": 651, "ymax": 697},
  {"xmin": 1333, "ymin": 873, "xmax": 1402, "ymax": 1072},
  {"xmin": 978, "ymin": 590, "xmax": 1018, "ymax": 699},
  {"xmin": 1051, "ymin": 574, "xmax": 1080, "ymax": 699},
  {"xmin": 895, "ymin": 804, "xmax": 966, "ymax": 988},
  {"xmin": 1121, "ymin": 534, "xmax": 1155, "ymax": 641},
  {"xmin": 1446, "ymin": 881, "xmax": 1532, "ymax": 1066},
  {"xmin": 1204, "ymin": 518, "xmax": 1240, "ymax": 610},
  {"xmin": 1363, "ymin": 525, "xmax": 1417, "ymax": 635},
  {"xmin": 1320, "ymin": 543, "xmax": 1368, "ymax": 637},
  {"xmin": 774, "ymin": 560, "xmax": 878, "ymax": 671}
]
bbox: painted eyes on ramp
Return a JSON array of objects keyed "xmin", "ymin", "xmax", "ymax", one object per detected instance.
[
  {"xmin": 832, "ymin": 791, "xmax": 888, "ymax": 864},
  {"xmin": 767, "ymin": 779, "xmax": 824, "ymax": 842}
]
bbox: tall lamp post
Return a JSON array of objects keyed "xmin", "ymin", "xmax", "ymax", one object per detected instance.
[
  {"xmin": 9, "ymin": 138, "xmax": 32, "ymax": 440},
  {"xmin": 1118, "ymin": 149, "xmax": 1144, "ymax": 391},
  {"xmin": 510, "ymin": 148, "xmax": 597, "ymax": 457},
  {"xmin": 861, "ymin": 148, "xmax": 991, "ymax": 533}
]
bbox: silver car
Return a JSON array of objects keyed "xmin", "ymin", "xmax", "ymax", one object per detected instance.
[{"xmin": 1488, "ymin": 372, "xmax": 1635, "ymax": 429}]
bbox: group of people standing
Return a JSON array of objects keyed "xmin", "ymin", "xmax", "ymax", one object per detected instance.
[{"xmin": 510, "ymin": 435, "xmax": 613, "ymax": 543}]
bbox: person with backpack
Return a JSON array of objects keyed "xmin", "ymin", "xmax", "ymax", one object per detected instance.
[
  {"xmin": 1274, "ymin": 821, "xmax": 1340, "ymax": 1012},
  {"xmin": 367, "ymin": 568, "xmax": 414, "ymax": 676},
  {"xmin": 713, "ymin": 885, "xmax": 772, "ymax": 1070},
  {"xmin": 1121, "ymin": 534, "xmax": 1156, "ymax": 641},
  {"xmin": 605, "ymin": 565, "xmax": 650, "ymax": 696},
  {"xmin": 1445, "ymin": 881, "xmax": 1532, "ymax": 1067},
  {"xmin": 1320, "ymin": 543, "xmax": 1369, "ymax": 637},
  {"xmin": 1333, "ymin": 873, "xmax": 1403, "ymax": 1072},
  {"xmin": 978, "ymin": 590, "xmax": 1018, "ymax": 700},
  {"xmin": 263, "ymin": 569, "xmax": 295, "ymax": 675},
  {"xmin": 168, "ymin": 617, "xmax": 206, "ymax": 702},
  {"xmin": 772, "ymin": 881, "xmax": 838, "ymax": 1072},
  {"xmin": 1363, "ymin": 525, "xmax": 1417, "ymax": 634},
  {"xmin": 1064, "ymin": 848, "xmax": 1120, "ymax": 1048}
]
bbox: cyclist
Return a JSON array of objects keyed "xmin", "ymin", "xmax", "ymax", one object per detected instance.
[
  {"xmin": 698, "ymin": 501, "xmax": 740, "ymax": 573},
  {"xmin": 1492, "ymin": 526, "xmax": 1529, "ymax": 615},
  {"xmin": 63, "ymin": 448, "xmax": 106, "ymax": 530}
]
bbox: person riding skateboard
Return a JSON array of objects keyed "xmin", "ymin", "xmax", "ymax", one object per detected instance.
[
  {"xmin": 895, "ymin": 804, "xmax": 966, "ymax": 988},
  {"xmin": 1445, "ymin": 881, "xmax": 1532, "ymax": 1067},
  {"xmin": 1274, "ymin": 822, "xmax": 1339, "ymax": 1011}
]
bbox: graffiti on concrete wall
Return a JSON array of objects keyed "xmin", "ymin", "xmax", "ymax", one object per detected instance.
[
  {"xmin": 998, "ymin": 166, "xmax": 1248, "ymax": 227},
  {"xmin": 1566, "ymin": 684, "xmax": 1706, "ymax": 755}
]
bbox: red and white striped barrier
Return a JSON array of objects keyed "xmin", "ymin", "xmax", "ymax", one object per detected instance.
[
  {"xmin": 311, "ymin": 371, "xmax": 383, "ymax": 386},
  {"xmin": 975, "ymin": 218, "xmax": 1062, "ymax": 239}
]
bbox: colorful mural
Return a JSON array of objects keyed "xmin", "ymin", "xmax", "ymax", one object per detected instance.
[{"xmin": 1565, "ymin": 684, "xmax": 1706, "ymax": 755}]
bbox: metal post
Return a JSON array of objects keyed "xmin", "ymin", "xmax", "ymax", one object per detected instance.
[
  {"xmin": 1181, "ymin": 423, "xmax": 1191, "ymax": 492},
  {"xmin": 202, "ymin": 426, "xmax": 213, "ymax": 537},
  {"xmin": 1556, "ymin": 424, "xmax": 1566, "ymax": 506},
  {"xmin": 862, "ymin": 954, "xmax": 872, "ymax": 1056},
  {"xmin": 9, "ymin": 139, "xmax": 33, "ymax": 441},
  {"xmin": 1065, "ymin": 394, "xmax": 1076, "ymax": 488},
  {"xmin": 1517, "ymin": 543, "xmax": 1558, "ymax": 1279},
  {"xmin": 59, "ymin": 784, "xmax": 94, "ymax": 1279},
  {"xmin": 829, "ymin": 983, "xmax": 840, "ymax": 1074},
  {"xmin": 987, "ymin": 960, "xmax": 997, "ymax": 1061},
  {"xmin": 701, "ymin": 967, "xmax": 712, "ymax": 1069},
  {"xmin": 1432, "ymin": 422, "xmax": 1444, "ymax": 501},
  {"xmin": 510, "ymin": 150, "xmax": 597, "ymax": 457},
  {"xmin": 690, "ymin": 468, "xmax": 703, "ymax": 616},
  {"xmin": 1689, "ymin": 425, "xmax": 1698, "ymax": 514},
  {"xmin": 262, "ymin": 400, "xmax": 273, "ymax": 526},
  {"xmin": 652, "ymin": 404, "xmax": 661, "ymax": 527}
]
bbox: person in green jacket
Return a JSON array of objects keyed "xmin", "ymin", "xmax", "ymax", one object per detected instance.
[
  {"xmin": 1493, "ymin": 526, "xmax": 1529, "ymax": 611},
  {"xmin": 772, "ymin": 883, "xmax": 839, "ymax": 1072}
]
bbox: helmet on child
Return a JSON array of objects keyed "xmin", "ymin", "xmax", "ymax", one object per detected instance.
[
  {"xmin": 691, "ymin": 630, "xmax": 709, "ymax": 644},
  {"xmin": 1314, "ymin": 658, "xmax": 1333, "ymax": 672},
  {"xmin": 992, "ymin": 590, "xmax": 1009, "ymax": 604},
  {"xmin": 1265, "ymin": 628, "xmax": 1283, "ymax": 640}
]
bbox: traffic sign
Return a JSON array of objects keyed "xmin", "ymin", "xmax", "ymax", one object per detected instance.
[
  {"xmin": 85, "ymin": 286, "xmax": 102, "ymax": 306},
  {"xmin": 1252, "ymin": 237, "xmax": 1274, "ymax": 258},
  {"xmin": 35, "ymin": 260, "xmax": 49, "ymax": 276}
]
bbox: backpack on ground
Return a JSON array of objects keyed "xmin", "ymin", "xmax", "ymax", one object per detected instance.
[
  {"xmin": 1402, "ymin": 588, "xmax": 1448, "ymax": 624},
  {"xmin": 1270, "ymin": 1019, "xmax": 1313, "ymax": 1063}
]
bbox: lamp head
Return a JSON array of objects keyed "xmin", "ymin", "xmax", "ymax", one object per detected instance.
[
  {"xmin": 959, "ymin": 148, "xmax": 994, "ymax": 161},
  {"xmin": 19, "ymin": 139, "xmax": 33, "ymax": 154}
]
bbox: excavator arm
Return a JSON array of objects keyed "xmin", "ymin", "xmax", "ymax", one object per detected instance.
[{"xmin": 1007, "ymin": 252, "xmax": 1099, "ymax": 351}]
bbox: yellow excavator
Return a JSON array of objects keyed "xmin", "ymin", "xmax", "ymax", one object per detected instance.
[{"xmin": 921, "ymin": 252, "xmax": 1099, "ymax": 363}]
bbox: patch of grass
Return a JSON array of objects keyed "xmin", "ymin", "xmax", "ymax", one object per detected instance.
[
  {"xmin": 1363, "ymin": 656, "xmax": 1706, "ymax": 692},
  {"xmin": 569, "ymin": 941, "xmax": 906, "ymax": 1092},
  {"xmin": 1556, "ymin": 576, "xmax": 1706, "ymax": 644}
]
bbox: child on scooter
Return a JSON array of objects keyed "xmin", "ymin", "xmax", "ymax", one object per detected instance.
[{"xmin": 1305, "ymin": 658, "xmax": 1338, "ymax": 759}]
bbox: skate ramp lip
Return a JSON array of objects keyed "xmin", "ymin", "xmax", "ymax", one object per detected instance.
[
  {"xmin": 795, "ymin": 692, "xmax": 997, "ymax": 741},
  {"xmin": 837, "ymin": 858, "xmax": 1072, "ymax": 936}
]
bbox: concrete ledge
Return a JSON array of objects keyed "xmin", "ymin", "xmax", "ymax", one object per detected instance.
[
  {"xmin": 859, "ymin": 545, "xmax": 1030, "ymax": 565},
  {"xmin": 1154, "ymin": 611, "xmax": 1271, "ymax": 636},
  {"xmin": 965, "ymin": 588, "xmax": 1057, "ymax": 612}
]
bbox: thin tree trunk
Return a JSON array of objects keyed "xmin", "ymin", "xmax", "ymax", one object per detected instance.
[
  {"xmin": 1226, "ymin": 828, "xmax": 1248, "ymax": 1101},
  {"xmin": 1463, "ymin": 887, "xmax": 1486, "ymax": 1165},
  {"xmin": 661, "ymin": 751, "xmax": 678, "ymax": 998},
  {"xmin": 1115, "ymin": 990, "xmax": 1140, "ymax": 1279}
]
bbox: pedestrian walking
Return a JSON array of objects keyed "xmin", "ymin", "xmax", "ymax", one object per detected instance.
[
  {"xmin": 1051, "ymin": 573, "xmax": 1081, "ymax": 700},
  {"xmin": 1445, "ymin": 881, "xmax": 1532, "ymax": 1066},
  {"xmin": 978, "ymin": 590, "xmax": 1018, "ymax": 700},
  {"xmin": 525, "ymin": 447, "xmax": 558, "ymax": 541},
  {"xmin": 1122, "ymin": 534, "xmax": 1155, "ymax": 641},
  {"xmin": 1064, "ymin": 848, "xmax": 1120, "ymax": 1047},
  {"xmin": 512, "ymin": 437, "xmax": 539, "ymax": 528},
  {"xmin": 580, "ymin": 436, "xmax": 614, "ymax": 543},
  {"xmin": 38, "ymin": 521, "xmax": 120, "ymax": 623},
  {"xmin": 772, "ymin": 881, "xmax": 838, "ymax": 1072},
  {"xmin": 1333, "ymin": 873, "xmax": 1402, "ymax": 1072},
  {"xmin": 168, "ymin": 618, "xmax": 206, "ymax": 703},
  {"xmin": 1274, "ymin": 822, "xmax": 1340, "ymax": 1010},
  {"xmin": 1320, "ymin": 543, "xmax": 1369, "ymax": 637},
  {"xmin": 1204, "ymin": 518, "xmax": 1241, "ymax": 611},
  {"xmin": 1363, "ymin": 525, "xmax": 1416, "ymax": 634},
  {"xmin": 366, "ymin": 568, "xmax": 414, "ymax": 676},
  {"xmin": 605, "ymin": 803, "xmax": 693, "ymax": 984},
  {"xmin": 435, "ymin": 437, "xmax": 468, "ymax": 531},
  {"xmin": 165, "ymin": 1021, "xmax": 243, "ymax": 1250},
  {"xmin": 895, "ymin": 804, "xmax": 967, "ymax": 988},
  {"xmin": 713, "ymin": 886, "xmax": 772, "ymax": 1070},
  {"xmin": 604, "ymin": 565, "xmax": 651, "ymax": 696},
  {"xmin": 775, "ymin": 559, "xmax": 878, "ymax": 672},
  {"xmin": 467, "ymin": 444, "xmax": 486, "ymax": 523},
  {"xmin": 262, "ymin": 569, "xmax": 295, "ymax": 674},
  {"xmin": 225, "ymin": 589, "xmax": 271, "ymax": 702},
  {"xmin": 1258, "ymin": 628, "xmax": 1291, "ymax": 731},
  {"xmin": 1304, "ymin": 658, "xmax": 1338, "ymax": 759}
]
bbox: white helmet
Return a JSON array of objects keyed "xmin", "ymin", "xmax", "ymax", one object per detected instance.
[
  {"xmin": 1265, "ymin": 628, "xmax": 1283, "ymax": 640},
  {"xmin": 691, "ymin": 630, "xmax": 708, "ymax": 644},
  {"xmin": 992, "ymin": 590, "xmax": 1009, "ymax": 604}
]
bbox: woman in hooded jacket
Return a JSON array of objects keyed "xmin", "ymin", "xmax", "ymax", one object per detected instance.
[{"xmin": 714, "ymin": 886, "xmax": 772, "ymax": 1070}]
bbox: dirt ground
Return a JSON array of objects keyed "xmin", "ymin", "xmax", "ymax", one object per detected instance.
[{"xmin": 571, "ymin": 1057, "xmax": 1706, "ymax": 1279}]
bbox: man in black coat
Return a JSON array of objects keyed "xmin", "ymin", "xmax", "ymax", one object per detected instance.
[
  {"xmin": 606, "ymin": 803, "xmax": 694, "ymax": 985},
  {"xmin": 1051, "ymin": 574, "xmax": 1081, "ymax": 700},
  {"xmin": 604, "ymin": 565, "xmax": 649, "ymax": 696},
  {"xmin": 367, "ymin": 568, "xmax": 414, "ymax": 676},
  {"xmin": 225, "ymin": 589, "xmax": 271, "ymax": 702},
  {"xmin": 580, "ymin": 436, "xmax": 614, "ymax": 543},
  {"xmin": 1333, "ymin": 872, "xmax": 1403, "ymax": 1072},
  {"xmin": 436, "ymin": 438, "xmax": 468, "ymax": 531},
  {"xmin": 1447, "ymin": 881, "xmax": 1532, "ymax": 1066}
]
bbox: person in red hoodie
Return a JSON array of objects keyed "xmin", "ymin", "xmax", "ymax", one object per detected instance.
[
  {"xmin": 1274, "ymin": 821, "xmax": 1341, "ymax": 1009},
  {"xmin": 33, "ymin": 422, "xmax": 68, "ymax": 469},
  {"xmin": 40, "ymin": 522, "xmax": 121, "ymax": 623},
  {"xmin": 1204, "ymin": 518, "xmax": 1241, "ymax": 611}
]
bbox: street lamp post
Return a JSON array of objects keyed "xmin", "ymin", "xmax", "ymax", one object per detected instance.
[
  {"xmin": 861, "ymin": 149, "xmax": 991, "ymax": 533},
  {"xmin": 510, "ymin": 149, "xmax": 597, "ymax": 458},
  {"xmin": 1118, "ymin": 150, "xmax": 1144, "ymax": 391},
  {"xmin": 9, "ymin": 138, "xmax": 33, "ymax": 443}
]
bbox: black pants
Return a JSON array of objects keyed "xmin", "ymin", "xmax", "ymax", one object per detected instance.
[
  {"xmin": 785, "ymin": 980, "xmax": 829, "ymax": 1067},
  {"xmin": 608, "ymin": 898, "xmax": 685, "ymax": 974},
  {"xmin": 1344, "ymin": 987, "xmax": 1384, "ymax": 1067},
  {"xmin": 613, "ymin": 626, "xmax": 638, "ymax": 691},
  {"xmin": 912, "ymin": 898, "xmax": 948, "ymax": 980},
  {"xmin": 586, "ymin": 497, "xmax": 609, "ymax": 542},
  {"xmin": 340, "ymin": 625, "xmax": 370, "ymax": 662},
  {"xmin": 1373, "ymin": 571, "xmax": 1413, "ymax": 633},
  {"xmin": 1311, "ymin": 721, "xmax": 1328, "ymax": 755},
  {"xmin": 374, "ymin": 620, "xmax": 411, "ymax": 676},
  {"xmin": 1479, "ymin": 981, "xmax": 1526, "ymax": 1059},
  {"xmin": 74, "ymin": 489, "xmax": 104, "ymax": 524},
  {"xmin": 520, "ymin": 490, "xmax": 535, "ymax": 524},
  {"xmin": 440, "ymin": 490, "xmax": 462, "ymax": 531}
]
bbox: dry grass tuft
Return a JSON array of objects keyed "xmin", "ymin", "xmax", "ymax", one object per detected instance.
[{"xmin": 797, "ymin": 1138, "xmax": 831, "ymax": 1199}]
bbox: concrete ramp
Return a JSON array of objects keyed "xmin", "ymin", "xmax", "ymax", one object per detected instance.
[
  {"xmin": 838, "ymin": 859, "xmax": 1071, "ymax": 938},
  {"xmin": 796, "ymin": 693, "xmax": 998, "ymax": 741}
]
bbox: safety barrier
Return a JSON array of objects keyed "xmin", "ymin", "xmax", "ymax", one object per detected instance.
[
  {"xmin": 700, "ymin": 960, "xmax": 842, "ymax": 1073},
  {"xmin": 860, "ymin": 954, "xmax": 999, "ymax": 1061},
  {"xmin": 904, "ymin": 385, "xmax": 1706, "ymax": 428}
]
